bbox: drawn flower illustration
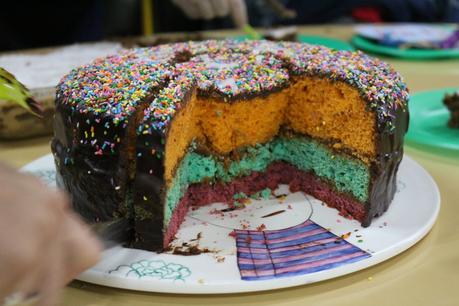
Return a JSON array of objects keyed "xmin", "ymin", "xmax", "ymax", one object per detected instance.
[{"xmin": 109, "ymin": 259, "xmax": 192, "ymax": 281}]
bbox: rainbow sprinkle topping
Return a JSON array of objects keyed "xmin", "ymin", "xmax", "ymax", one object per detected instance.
[{"xmin": 57, "ymin": 40, "xmax": 409, "ymax": 152}]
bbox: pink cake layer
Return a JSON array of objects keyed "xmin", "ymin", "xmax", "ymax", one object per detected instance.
[{"xmin": 163, "ymin": 161, "xmax": 367, "ymax": 248}]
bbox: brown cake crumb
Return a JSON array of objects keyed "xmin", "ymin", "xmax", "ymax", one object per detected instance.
[
  {"xmin": 443, "ymin": 92, "xmax": 459, "ymax": 128},
  {"xmin": 172, "ymin": 244, "xmax": 211, "ymax": 256}
]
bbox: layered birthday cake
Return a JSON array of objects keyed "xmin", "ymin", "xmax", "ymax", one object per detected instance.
[{"xmin": 51, "ymin": 40, "xmax": 409, "ymax": 251}]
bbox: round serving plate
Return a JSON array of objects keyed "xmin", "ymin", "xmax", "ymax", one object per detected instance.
[
  {"xmin": 22, "ymin": 154, "xmax": 440, "ymax": 294},
  {"xmin": 406, "ymin": 88, "xmax": 459, "ymax": 155},
  {"xmin": 352, "ymin": 35, "xmax": 459, "ymax": 59}
]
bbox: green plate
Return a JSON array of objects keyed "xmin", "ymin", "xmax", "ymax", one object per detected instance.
[
  {"xmin": 233, "ymin": 35, "xmax": 354, "ymax": 51},
  {"xmin": 297, "ymin": 35, "xmax": 354, "ymax": 51},
  {"xmin": 406, "ymin": 88, "xmax": 459, "ymax": 155},
  {"xmin": 352, "ymin": 35, "xmax": 459, "ymax": 59}
]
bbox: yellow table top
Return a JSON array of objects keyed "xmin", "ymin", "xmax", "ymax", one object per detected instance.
[{"xmin": 1, "ymin": 26, "xmax": 458, "ymax": 306}]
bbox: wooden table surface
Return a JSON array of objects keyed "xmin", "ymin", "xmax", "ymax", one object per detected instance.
[{"xmin": 1, "ymin": 25, "xmax": 458, "ymax": 306}]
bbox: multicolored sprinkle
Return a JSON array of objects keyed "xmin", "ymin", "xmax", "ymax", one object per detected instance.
[
  {"xmin": 57, "ymin": 47, "xmax": 176, "ymax": 125},
  {"xmin": 274, "ymin": 41, "xmax": 409, "ymax": 132},
  {"xmin": 57, "ymin": 40, "xmax": 409, "ymax": 152}
]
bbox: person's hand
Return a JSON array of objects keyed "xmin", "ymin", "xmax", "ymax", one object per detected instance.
[
  {"xmin": 171, "ymin": 0, "xmax": 248, "ymax": 28},
  {"xmin": 0, "ymin": 164, "xmax": 102, "ymax": 306}
]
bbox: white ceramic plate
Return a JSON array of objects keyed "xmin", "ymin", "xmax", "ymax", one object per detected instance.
[
  {"xmin": 354, "ymin": 24, "xmax": 455, "ymax": 45},
  {"xmin": 22, "ymin": 154, "xmax": 440, "ymax": 294}
]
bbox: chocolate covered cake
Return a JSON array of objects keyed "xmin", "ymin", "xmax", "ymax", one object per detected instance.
[
  {"xmin": 443, "ymin": 91, "xmax": 459, "ymax": 128},
  {"xmin": 52, "ymin": 40, "xmax": 409, "ymax": 251}
]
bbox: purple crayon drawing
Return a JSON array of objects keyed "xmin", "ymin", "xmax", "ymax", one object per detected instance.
[{"xmin": 235, "ymin": 220, "xmax": 370, "ymax": 280}]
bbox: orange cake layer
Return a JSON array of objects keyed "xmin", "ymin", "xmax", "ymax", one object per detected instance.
[{"xmin": 164, "ymin": 76, "xmax": 376, "ymax": 184}]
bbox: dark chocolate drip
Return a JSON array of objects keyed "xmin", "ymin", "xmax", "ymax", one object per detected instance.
[
  {"xmin": 52, "ymin": 77, "xmax": 170, "ymax": 245},
  {"xmin": 131, "ymin": 129, "xmax": 166, "ymax": 251},
  {"xmin": 52, "ymin": 98, "xmax": 131, "ymax": 224},
  {"xmin": 195, "ymin": 80, "xmax": 290, "ymax": 102},
  {"xmin": 365, "ymin": 105, "xmax": 409, "ymax": 226}
]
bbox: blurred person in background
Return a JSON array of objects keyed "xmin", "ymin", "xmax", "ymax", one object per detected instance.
[
  {"xmin": 156, "ymin": 0, "xmax": 459, "ymax": 31},
  {"xmin": 1, "ymin": 0, "xmax": 459, "ymax": 51}
]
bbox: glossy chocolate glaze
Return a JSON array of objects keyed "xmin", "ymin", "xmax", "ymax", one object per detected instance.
[
  {"xmin": 131, "ymin": 130, "xmax": 165, "ymax": 250},
  {"xmin": 52, "ymin": 97, "xmax": 134, "ymax": 243},
  {"xmin": 365, "ymin": 104, "xmax": 409, "ymax": 226}
]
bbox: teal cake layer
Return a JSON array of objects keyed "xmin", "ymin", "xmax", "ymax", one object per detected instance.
[{"xmin": 164, "ymin": 136, "xmax": 370, "ymax": 225}]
